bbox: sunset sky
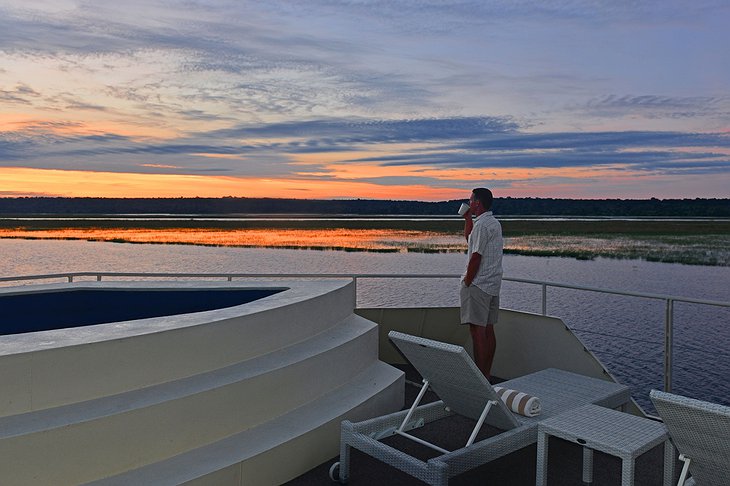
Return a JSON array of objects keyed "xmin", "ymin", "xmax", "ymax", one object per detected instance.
[{"xmin": 1, "ymin": 1, "xmax": 729, "ymax": 201}]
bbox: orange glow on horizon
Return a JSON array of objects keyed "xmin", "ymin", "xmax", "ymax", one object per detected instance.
[
  {"xmin": 0, "ymin": 167, "xmax": 465, "ymax": 200},
  {"xmin": 0, "ymin": 163, "xmax": 691, "ymax": 201}
]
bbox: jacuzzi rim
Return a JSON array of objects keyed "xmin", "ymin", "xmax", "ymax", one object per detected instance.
[{"xmin": 0, "ymin": 279, "xmax": 354, "ymax": 355}]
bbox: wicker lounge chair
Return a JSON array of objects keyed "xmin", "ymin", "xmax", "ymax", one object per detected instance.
[
  {"xmin": 650, "ymin": 390, "xmax": 730, "ymax": 486},
  {"xmin": 330, "ymin": 331, "xmax": 631, "ymax": 485}
]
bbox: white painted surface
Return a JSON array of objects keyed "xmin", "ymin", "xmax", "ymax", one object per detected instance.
[
  {"xmin": 358, "ymin": 306, "xmax": 620, "ymax": 383},
  {"xmin": 0, "ymin": 280, "xmax": 354, "ymax": 414},
  {"xmin": 0, "ymin": 280, "xmax": 404, "ymax": 485}
]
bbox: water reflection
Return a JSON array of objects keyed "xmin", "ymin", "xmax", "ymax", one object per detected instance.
[
  {"xmin": 0, "ymin": 239, "xmax": 728, "ymax": 412},
  {"xmin": 0, "ymin": 228, "xmax": 466, "ymax": 252},
  {"xmin": 1, "ymin": 227, "xmax": 727, "ymax": 265}
]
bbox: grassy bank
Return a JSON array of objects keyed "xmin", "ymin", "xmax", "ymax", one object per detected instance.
[
  {"xmin": 504, "ymin": 234, "xmax": 729, "ymax": 266},
  {"xmin": 1, "ymin": 217, "xmax": 728, "ymax": 266}
]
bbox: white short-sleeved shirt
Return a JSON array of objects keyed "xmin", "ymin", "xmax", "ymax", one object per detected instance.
[{"xmin": 462, "ymin": 211, "xmax": 503, "ymax": 296}]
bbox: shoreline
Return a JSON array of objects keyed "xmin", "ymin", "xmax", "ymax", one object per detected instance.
[
  {"xmin": 1, "ymin": 216, "xmax": 729, "ymax": 234},
  {"xmin": 1, "ymin": 230, "xmax": 727, "ymax": 267},
  {"xmin": 1, "ymin": 217, "xmax": 728, "ymax": 267}
]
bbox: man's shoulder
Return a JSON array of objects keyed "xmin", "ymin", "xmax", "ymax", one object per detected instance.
[
  {"xmin": 481, "ymin": 215, "xmax": 502, "ymax": 237},
  {"xmin": 477, "ymin": 213, "xmax": 500, "ymax": 226}
]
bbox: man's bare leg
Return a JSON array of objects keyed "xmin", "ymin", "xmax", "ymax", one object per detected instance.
[
  {"xmin": 469, "ymin": 323, "xmax": 496, "ymax": 380},
  {"xmin": 483, "ymin": 323, "xmax": 496, "ymax": 378}
]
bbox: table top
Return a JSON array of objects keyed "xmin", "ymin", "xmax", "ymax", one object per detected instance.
[{"xmin": 538, "ymin": 404, "xmax": 669, "ymax": 456}]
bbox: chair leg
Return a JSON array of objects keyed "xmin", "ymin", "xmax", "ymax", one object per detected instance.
[
  {"xmin": 536, "ymin": 431, "xmax": 548, "ymax": 486},
  {"xmin": 621, "ymin": 457, "xmax": 635, "ymax": 486},
  {"xmin": 428, "ymin": 461, "xmax": 449, "ymax": 486},
  {"xmin": 339, "ymin": 422, "xmax": 353, "ymax": 483},
  {"xmin": 663, "ymin": 440, "xmax": 676, "ymax": 486},
  {"xmin": 582, "ymin": 447, "xmax": 594, "ymax": 484},
  {"xmin": 677, "ymin": 454, "xmax": 692, "ymax": 486},
  {"xmin": 339, "ymin": 444, "xmax": 350, "ymax": 483}
]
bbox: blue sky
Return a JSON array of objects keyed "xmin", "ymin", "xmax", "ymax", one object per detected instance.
[{"xmin": 0, "ymin": 0, "xmax": 728, "ymax": 199}]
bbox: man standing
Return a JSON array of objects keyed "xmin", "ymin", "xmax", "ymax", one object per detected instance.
[{"xmin": 460, "ymin": 188, "xmax": 503, "ymax": 380}]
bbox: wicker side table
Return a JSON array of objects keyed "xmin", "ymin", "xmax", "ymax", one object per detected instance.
[{"xmin": 536, "ymin": 404, "xmax": 675, "ymax": 486}]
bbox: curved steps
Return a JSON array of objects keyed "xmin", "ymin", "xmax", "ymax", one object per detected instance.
[
  {"xmin": 0, "ymin": 313, "xmax": 404, "ymax": 485},
  {"xmin": 87, "ymin": 362, "xmax": 402, "ymax": 486}
]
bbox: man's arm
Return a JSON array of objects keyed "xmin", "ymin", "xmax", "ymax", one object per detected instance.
[
  {"xmin": 463, "ymin": 212, "xmax": 474, "ymax": 241},
  {"xmin": 464, "ymin": 252, "xmax": 482, "ymax": 286}
]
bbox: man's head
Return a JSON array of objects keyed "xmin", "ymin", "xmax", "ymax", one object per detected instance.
[{"xmin": 470, "ymin": 187, "xmax": 493, "ymax": 214}]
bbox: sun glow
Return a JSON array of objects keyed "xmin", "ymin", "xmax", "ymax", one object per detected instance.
[
  {"xmin": 0, "ymin": 160, "xmax": 690, "ymax": 200},
  {"xmin": 0, "ymin": 167, "xmax": 465, "ymax": 200}
]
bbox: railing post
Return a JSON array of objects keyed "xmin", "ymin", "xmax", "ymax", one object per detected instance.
[
  {"xmin": 664, "ymin": 299, "xmax": 674, "ymax": 393},
  {"xmin": 97, "ymin": 275, "xmax": 102, "ymax": 281},
  {"xmin": 541, "ymin": 284, "xmax": 547, "ymax": 316}
]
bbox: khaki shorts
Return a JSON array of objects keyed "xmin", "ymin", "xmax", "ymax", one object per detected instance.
[{"xmin": 460, "ymin": 283, "xmax": 499, "ymax": 326}]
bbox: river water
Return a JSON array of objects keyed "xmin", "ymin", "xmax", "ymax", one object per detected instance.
[{"xmin": 1, "ymin": 238, "xmax": 728, "ymax": 412}]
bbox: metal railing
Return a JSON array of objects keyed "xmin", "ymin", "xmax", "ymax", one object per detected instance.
[{"xmin": 2, "ymin": 271, "xmax": 729, "ymax": 393}]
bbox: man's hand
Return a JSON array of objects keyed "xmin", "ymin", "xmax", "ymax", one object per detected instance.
[
  {"xmin": 463, "ymin": 209, "xmax": 474, "ymax": 241},
  {"xmin": 465, "ymin": 252, "xmax": 482, "ymax": 286}
]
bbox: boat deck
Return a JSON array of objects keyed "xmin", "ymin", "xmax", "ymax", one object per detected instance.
[{"xmin": 286, "ymin": 366, "xmax": 677, "ymax": 486}]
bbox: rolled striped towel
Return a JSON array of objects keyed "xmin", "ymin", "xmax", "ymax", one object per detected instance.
[{"xmin": 493, "ymin": 386, "xmax": 542, "ymax": 417}]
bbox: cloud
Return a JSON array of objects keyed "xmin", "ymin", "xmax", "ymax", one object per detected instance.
[
  {"xmin": 0, "ymin": 1, "xmax": 442, "ymax": 118},
  {"xmin": 450, "ymin": 131, "xmax": 730, "ymax": 151},
  {"xmin": 579, "ymin": 95, "xmax": 730, "ymax": 120},
  {"xmin": 0, "ymin": 84, "xmax": 42, "ymax": 105},
  {"xmin": 0, "ymin": 190, "xmax": 60, "ymax": 197},
  {"xmin": 214, "ymin": 117, "xmax": 518, "ymax": 143},
  {"xmin": 3, "ymin": 1, "xmax": 727, "ymax": 127},
  {"xmin": 255, "ymin": 1, "xmax": 727, "ymax": 35},
  {"xmin": 2, "ymin": 112, "xmax": 729, "ymax": 183},
  {"xmin": 1, "ymin": 1, "xmax": 728, "ymax": 198}
]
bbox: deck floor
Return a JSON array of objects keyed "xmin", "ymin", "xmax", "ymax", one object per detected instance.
[{"xmin": 286, "ymin": 366, "xmax": 677, "ymax": 486}]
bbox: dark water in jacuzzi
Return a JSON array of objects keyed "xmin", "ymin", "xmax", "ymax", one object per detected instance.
[{"xmin": 0, "ymin": 288, "xmax": 284, "ymax": 335}]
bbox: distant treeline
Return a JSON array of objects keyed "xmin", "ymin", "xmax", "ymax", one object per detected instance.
[{"xmin": 0, "ymin": 197, "xmax": 728, "ymax": 217}]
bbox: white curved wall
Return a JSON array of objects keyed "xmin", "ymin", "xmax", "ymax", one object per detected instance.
[{"xmin": 0, "ymin": 280, "xmax": 404, "ymax": 485}]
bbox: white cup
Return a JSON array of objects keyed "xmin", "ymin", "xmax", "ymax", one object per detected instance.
[{"xmin": 458, "ymin": 202, "xmax": 470, "ymax": 216}]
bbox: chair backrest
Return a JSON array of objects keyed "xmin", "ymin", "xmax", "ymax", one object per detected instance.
[
  {"xmin": 650, "ymin": 389, "xmax": 730, "ymax": 486},
  {"xmin": 389, "ymin": 331, "xmax": 519, "ymax": 430}
]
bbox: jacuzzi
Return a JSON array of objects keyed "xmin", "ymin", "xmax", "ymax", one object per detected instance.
[
  {"xmin": 0, "ymin": 279, "xmax": 403, "ymax": 485},
  {"xmin": 1, "ymin": 287, "xmax": 284, "ymax": 335}
]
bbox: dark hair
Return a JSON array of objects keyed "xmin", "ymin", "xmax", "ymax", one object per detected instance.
[{"xmin": 472, "ymin": 188, "xmax": 493, "ymax": 210}]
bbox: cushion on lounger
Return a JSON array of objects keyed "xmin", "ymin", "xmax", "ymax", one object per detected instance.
[{"xmin": 493, "ymin": 386, "xmax": 541, "ymax": 417}]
